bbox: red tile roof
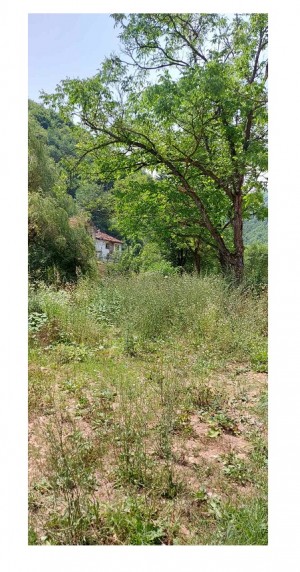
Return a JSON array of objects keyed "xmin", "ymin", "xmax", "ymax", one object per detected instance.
[{"xmin": 94, "ymin": 230, "xmax": 123, "ymax": 244}]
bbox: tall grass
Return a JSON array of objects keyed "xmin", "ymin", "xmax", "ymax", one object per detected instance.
[
  {"xmin": 106, "ymin": 274, "xmax": 267, "ymax": 354},
  {"xmin": 29, "ymin": 273, "xmax": 267, "ymax": 545},
  {"xmin": 29, "ymin": 274, "xmax": 267, "ymax": 365}
]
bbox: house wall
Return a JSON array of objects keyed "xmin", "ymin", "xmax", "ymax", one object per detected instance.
[
  {"xmin": 95, "ymin": 239, "xmax": 122, "ymax": 261},
  {"xmin": 95, "ymin": 239, "xmax": 109, "ymax": 260}
]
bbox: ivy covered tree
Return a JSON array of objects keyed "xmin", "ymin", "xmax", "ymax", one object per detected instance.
[{"xmin": 43, "ymin": 13, "xmax": 267, "ymax": 282}]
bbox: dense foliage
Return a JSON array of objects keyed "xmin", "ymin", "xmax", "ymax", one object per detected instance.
[
  {"xmin": 29, "ymin": 100, "xmax": 115, "ymax": 233},
  {"xmin": 43, "ymin": 13, "xmax": 268, "ymax": 282},
  {"xmin": 28, "ymin": 109, "xmax": 97, "ymax": 283}
]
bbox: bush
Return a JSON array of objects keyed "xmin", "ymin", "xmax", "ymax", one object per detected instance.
[
  {"xmin": 107, "ymin": 242, "xmax": 177, "ymax": 277},
  {"xmin": 28, "ymin": 311, "xmax": 48, "ymax": 333},
  {"xmin": 29, "ymin": 193, "xmax": 98, "ymax": 284},
  {"xmin": 28, "ymin": 279, "xmax": 106, "ymax": 346},
  {"xmin": 138, "ymin": 243, "xmax": 177, "ymax": 275},
  {"xmin": 104, "ymin": 497, "xmax": 166, "ymax": 544},
  {"xmin": 244, "ymin": 244, "xmax": 268, "ymax": 290}
]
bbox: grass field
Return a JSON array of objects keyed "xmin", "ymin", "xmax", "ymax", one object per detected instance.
[{"xmin": 28, "ymin": 274, "xmax": 268, "ymax": 545}]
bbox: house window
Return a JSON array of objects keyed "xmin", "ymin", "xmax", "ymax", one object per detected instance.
[{"xmin": 106, "ymin": 243, "xmax": 110, "ymax": 248}]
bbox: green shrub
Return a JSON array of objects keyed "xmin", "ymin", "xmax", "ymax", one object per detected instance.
[
  {"xmin": 244, "ymin": 243, "xmax": 268, "ymax": 290},
  {"xmin": 28, "ymin": 311, "xmax": 48, "ymax": 333},
  {"xmin": 107, "ymin": 242, "xmax": 177, "ymax": 277},
  {"xmin": 28, "ymin": 280, "xmax": 105, "ymax": 346},
  {"xmin": 222, "ymin": 452, "xmax": 252, "ymax": 485},
  {"xmin": 88, "ymin": 287, "xmax": 122, "ymax": 325},
  {"xmin": 29, "ymin": 192, "xmax": 98, "ymax": 284}
]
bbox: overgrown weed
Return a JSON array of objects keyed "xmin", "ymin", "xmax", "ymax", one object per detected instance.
[{"xmin": 29, "ymin": 273, "xmax": 267, "ymax": 545}]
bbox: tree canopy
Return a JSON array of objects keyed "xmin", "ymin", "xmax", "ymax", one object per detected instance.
[{"xmin": 43, "ymin": 13, "xmax": 268, "ymax": 281}]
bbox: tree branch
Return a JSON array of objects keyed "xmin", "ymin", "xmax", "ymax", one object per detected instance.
[
  {"xmin": 75, "ymin": 112, "xmax": 232, "ymax": 258},
  {"xmin": 249, "ymin": 29, "xmax": 267, "ymax": 84},
  {"xmin": 167, "ymin": 14, "xmax": 208, "ymax": 63}
]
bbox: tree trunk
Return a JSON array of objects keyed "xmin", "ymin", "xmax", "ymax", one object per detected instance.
[
  {"xmin": 181, "ymin": 183, "xmax": 245, "ymax": 283},
  {"xmin": 192, "ymin": 238, "xmax": 201, "ymax": 275},
  {"xmin": 218, "ymin": 246, "xmax": 244, "ymax": 284},
  {"xmin": 232, "ymin": 193, "xmax": 244, "ymax": 283},
  {"xmin": 176, "ymin": 248, "xmax": 187, "ymax": 267},
  {"xmin": 218, "ymin": 250, "xmax": 233, "ymax": 276},
  {"xmin": 194, "ymin": 250, "xmax": 201, "ymax": 275}
]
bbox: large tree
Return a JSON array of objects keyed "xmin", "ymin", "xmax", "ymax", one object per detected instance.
[{"xmin": 43, "ymin": 13, "xmax": 267, "ymax": 282}]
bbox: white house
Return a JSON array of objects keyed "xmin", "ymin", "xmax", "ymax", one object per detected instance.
[{"xmin": 93, "ymin": 229, "xmax": 123, "ymax": 261}]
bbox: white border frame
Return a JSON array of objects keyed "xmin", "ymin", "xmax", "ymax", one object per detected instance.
[{"xmin": 1, "ymin": 2, "xmax": 300, "ymax": 570}]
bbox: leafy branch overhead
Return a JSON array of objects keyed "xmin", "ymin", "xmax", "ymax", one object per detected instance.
[{"xmin": 43, "ymin": 13, "xmax": 267, "ymax": 282}]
